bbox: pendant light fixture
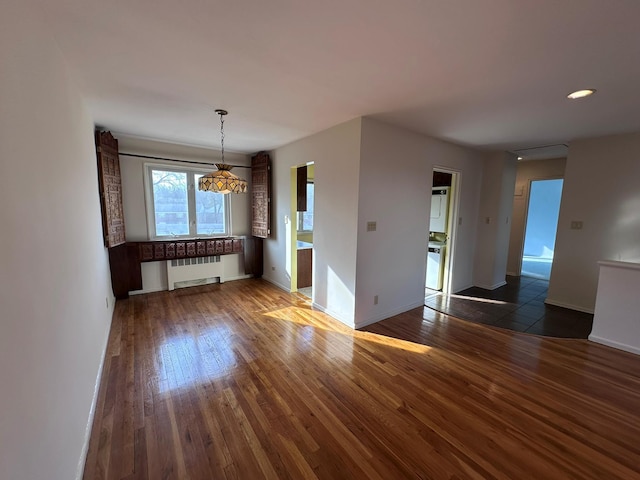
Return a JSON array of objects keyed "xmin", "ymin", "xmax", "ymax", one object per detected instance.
[{"xmin": 198, "ymin": 109, "xmax": 248, "ymax": 194}]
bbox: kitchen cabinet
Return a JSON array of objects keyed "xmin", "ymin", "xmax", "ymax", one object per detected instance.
[{"xmin": 297, "ymin": 244, "xmax": 312, "ymax": 288}]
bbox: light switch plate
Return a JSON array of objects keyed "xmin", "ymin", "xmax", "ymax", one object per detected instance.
[{"xmin": 367, "ymin": 221, "xmax": 377, "ymax": 232}]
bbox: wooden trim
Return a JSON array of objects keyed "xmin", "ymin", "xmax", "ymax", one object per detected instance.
[{"xmin": 133, "ymin": 238, "xmax": 243, "ymax": 262}]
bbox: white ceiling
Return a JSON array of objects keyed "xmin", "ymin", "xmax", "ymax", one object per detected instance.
[{"xmin": 36, "ymin": 0, "xmax": 640, "ymax": 154}]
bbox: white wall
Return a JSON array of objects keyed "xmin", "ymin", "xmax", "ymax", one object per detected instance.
[
  {"xmin": 355, "ymin": 117, "xmax": 485, "ymax": 327},
  {"xmin": 548, "ymin": 132, "xmax": 640, "ymax": 312},
  {"xmin": 473, "ymin": 152, "xmax": 517, "ymax": 289},
  {"xmin": 0, "ymin": 4, "xmax": 114, "ymax": 479},
  {"xmin": 264, "ymin": 118, "xmax": 362, "ymax": 325},
  {"xmin": 506, "ymin": 157, "xmax": 566, "ymax": 275},
  {"xmin": 117, "ymin": 135, "xmax": 251, "ymax": 293}
]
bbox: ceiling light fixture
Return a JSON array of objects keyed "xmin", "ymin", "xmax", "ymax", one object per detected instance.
[
  {"xmin": 567, "ymin": 89, "xmax": 596, "ymax": 100},
  {"xmin": 198, "ymin": 109, "xmax": 248, "ymax": 194}
]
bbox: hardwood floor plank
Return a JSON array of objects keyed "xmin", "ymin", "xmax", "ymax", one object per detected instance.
[{"xmin": 83, "ymin": 279, "xmax": 640, "ymax": 479}]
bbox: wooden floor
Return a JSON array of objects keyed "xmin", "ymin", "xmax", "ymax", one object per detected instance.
[{"xmin": 83, "ymin": 279, "xmax": 640, "ymax": 479}]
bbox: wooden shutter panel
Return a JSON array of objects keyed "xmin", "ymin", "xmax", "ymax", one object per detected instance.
[
  {"xmin": 96, "ymin": 130, "xmax": 126, "ymax": 247},
  {"xmin": 251, "ymin": 152, "xmax": 271, "ymax": 238}
]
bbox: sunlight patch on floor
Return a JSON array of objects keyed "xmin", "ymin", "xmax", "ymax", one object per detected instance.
[
  {"xmin": 447, "ymin": 294, "xmax": 510, "ymax": 305},
  {"xmin": 263, "ymin": 306, "xmax": 432, "ymax": 354}
]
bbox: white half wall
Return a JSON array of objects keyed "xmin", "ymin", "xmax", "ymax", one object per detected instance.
[
  {"xmin": 355, "ymin": 118, "xmax": 485, "ymax": 327},
  {"xmin": 264, "ymin": 118, "xmax": 362, "ymax": 326},
  {"xmin": 0, "ymin": 4, "xmax": 114, "ymax": 479},
  {"xmin": 548, "ymin": 132, "xmax": 640, "ymax": 312},
  {"xmin": 117, "ymin": 135, "xmax": 251, "ymax": 293},
  {"xmin": 590, "ymin": 260, "xmax": 640, "ymax": 355}
]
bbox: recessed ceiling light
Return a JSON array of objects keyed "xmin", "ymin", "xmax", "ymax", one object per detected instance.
[
  {"xmin": 567, "ymin": 89, "xmax": 596, "ymax": 99},
  {"xmin": 517, "ymin": 156, "xmax": 523, "ymax": 160}
]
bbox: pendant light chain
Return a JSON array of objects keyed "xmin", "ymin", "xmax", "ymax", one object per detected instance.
[
  {"xmin": 219, "ymin": 111, "xmax": 225, "ymax": 163},
  {"xmin": 198, "ymin": 108, "xmax": 247, "ymax": 194}
]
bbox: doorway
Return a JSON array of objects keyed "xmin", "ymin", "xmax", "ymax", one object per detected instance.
[
  {"xmin": 521, "ymin": 178, "xmax": 563, "ymax": 280},
  {"xmin": 291, "ymin": 163, "xmax": 314, "ymax": 297},
  {"xmin": 425, "ymin": 168, "xmax": 460, "ymax": 295}
]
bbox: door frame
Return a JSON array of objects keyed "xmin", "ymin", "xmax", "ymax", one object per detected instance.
[
  {"xmin": 289, "ymin": 163, "xmax": 315, "ymax": 293},
  {"xmin": 429, "ymin": 166, "xmax": 461, "ymax": 294},
  {"xmin": 518, "ymin": 175, "xmax": 564, "ymax": 277}
]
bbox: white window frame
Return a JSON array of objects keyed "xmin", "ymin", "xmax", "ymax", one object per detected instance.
[
  {"xmin": 144, "ymin": 163, "xmax": 231, "ymax": 240},
  {"xmin": 297, "ymin": 181, "xmax": 314, "ymax": 233}
]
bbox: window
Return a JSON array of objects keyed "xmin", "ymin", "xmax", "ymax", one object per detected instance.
[
  {"xmin": 297, "ymin": 181, "xmax": 314, "ymax": 231},
  {"xmin": 146, "ymin": 165, "xmax": 229, "ymax": 238}
]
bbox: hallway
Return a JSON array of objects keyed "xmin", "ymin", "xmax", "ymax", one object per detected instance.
[{"xmin": 425, "ymin": 276, "xmax": 593, "ymax": 338}]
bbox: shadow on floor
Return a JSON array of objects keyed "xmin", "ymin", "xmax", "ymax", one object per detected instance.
[{"xmin": 425, "ymin": 276, "xmax": 593, "ymax": 338}]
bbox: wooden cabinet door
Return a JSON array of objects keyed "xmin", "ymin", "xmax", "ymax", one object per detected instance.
[
  {"xmin": 96, "ymin": 131, "xmax": 126, "ymax": 247},
  {"xmin": 296, "ymin": 165, "xmax": 307, "ymax": 212},
  {"xmin": 251, "ymin": 152, "xmax": 271, "ymax": 238}
]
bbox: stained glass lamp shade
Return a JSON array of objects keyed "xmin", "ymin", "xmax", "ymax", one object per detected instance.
[
  {"xmin": 198, "ymin": 164, "xmax": 248, "ymax": 194},
  {"xmin": 198, "ymin": 109, "xmax": 248, "ymax": 195}
]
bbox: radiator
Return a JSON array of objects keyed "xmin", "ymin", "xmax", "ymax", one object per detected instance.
[{"xmin": 166, "ymin": 256, "xmax": 223, "ymax": 291}]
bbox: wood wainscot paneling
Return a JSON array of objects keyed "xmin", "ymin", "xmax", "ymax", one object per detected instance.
[
  {"xmin": 110, "ymin": 238, "xmax": 248, "ymax": 299},
  {"xmin": 108, "ymin": 243, "xmax": 142, "ymax": 298},
  {"xmin": 243, "ymin": 237, "xmax": 264, "ymax": 277}
]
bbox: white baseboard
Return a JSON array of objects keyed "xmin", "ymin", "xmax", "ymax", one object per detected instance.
[
  {"xmin": 75, "ymin": 309, "xmax": 113, "ymax": 480},
  {"xmin": 311, "ymin": 302, "xmax": 355, "ymax": 328},
  {"xmin": 544, "ymin": 298, "xmax": 594, "ymax": 314},
  {"xmin": 474, "ymin": 280, "xmax": 507, "ymax": 291},
  {"xmin": 506, "ymin": 271, "xmax": 519, "ymax": 277},
  {"xmin": 588, "ymin": 335, "xmax": 640, "ymax": 356},
  {"xmin": 452, "ymin": 284, "xmax": 474, "ymax": 294},
  {"xmin": 261, "ymin": 275, "xmax": 292, "ymax": 293},
  {"xmin": 130, "ymin": 274, "xmax": 255, "ymax": 295},
  {"xmin": 129, "ymin": 286, "xmax": 166, "ymax": 295},
  {"xmin": 354, "ymin": 300, "xmax": 425, "ymax": 330},
  {"xmin": 223, "ymin": 274, "xmax": 254, "ymax": 282}
]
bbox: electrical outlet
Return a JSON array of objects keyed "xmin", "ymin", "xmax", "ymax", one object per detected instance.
[
  {"xmin": 374, "ymin": 295, "xmax": 379, "ymax": 305},
  {"xmin": 271, "ymin": 266, "xmax": 276, "ymax": 271},
  {"xmin": 367, "ymin": 221, "xmax": 377, "ymax": 232}
]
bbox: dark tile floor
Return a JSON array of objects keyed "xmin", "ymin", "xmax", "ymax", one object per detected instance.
[{"xmin": 425, "ymin": 276, "xmax": 594, "ymax": 338}]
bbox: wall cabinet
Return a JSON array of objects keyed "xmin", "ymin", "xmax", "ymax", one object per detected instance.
[{"xmin": 297, "ymin": 248, "xmax": 312, "ymax": 289}]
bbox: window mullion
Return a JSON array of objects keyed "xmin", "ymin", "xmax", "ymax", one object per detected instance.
[{"xmin": 187, "ymin": 172, "xmax": 197, "ymax": 237}]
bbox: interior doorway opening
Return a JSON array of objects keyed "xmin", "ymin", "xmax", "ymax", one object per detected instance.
[
  {"xmin": 426, "ymin": 167, "xmax": 460, "ymax": 296},
  {"xmin": 290, "ymin": 163, "xmax": 314, "ymax": 297},
  {"xmin": 521, "ymin": 178, "xmax": 564, "ymax": 280}
]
